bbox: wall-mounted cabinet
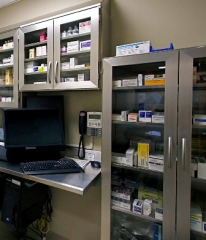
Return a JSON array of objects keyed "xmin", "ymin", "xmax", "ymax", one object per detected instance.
[
  {"xmin": 0, "ymin": 29, "xmax": 19, "ymax": 108},
  {"xmin": 18, "ymin": 4, "xmax": 104, "ymax": 92}
]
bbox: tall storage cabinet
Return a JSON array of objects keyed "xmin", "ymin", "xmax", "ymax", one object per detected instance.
[
  {"xmin": 177, "ymin": 46, "xmax": 206, "ymax": 240},
  {"xmin": 101, "ymin": 51, "xmax": 179, "ymax": 240},
  {"xmin": 0, "ymin": 29, "xmax": 19, "ymax": 108},
  {"xmin": 102, "ymin": 47, "xmax": 206, "ymax": 240}
]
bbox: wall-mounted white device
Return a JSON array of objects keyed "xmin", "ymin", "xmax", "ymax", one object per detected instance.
[
  {"xmin": 87, "ymin": 112, "xmax": 102, "ymax": 137},
  {"xmin": 87, "ymin": 112, "xmax": 102, "ymax": 128}
]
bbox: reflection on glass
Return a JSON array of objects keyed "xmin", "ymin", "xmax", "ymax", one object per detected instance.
[
  {"xmin": 24, "ymin": 29, "xmax": 48, "ymax": 85},
  {"xmin": 191, "ymin": 58, "xmax": 206, "ymax": 239},
  {"xmin": 60, "ymin": 18, "xmax": 91, "ymax": 83},
  {"xmin": 111, "ymin": 62, "xmax": 165, "ymax": 239}
]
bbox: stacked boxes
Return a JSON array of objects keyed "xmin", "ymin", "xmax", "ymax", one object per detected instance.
[
  {"xmin": 138, "ymin": 186, "xmax": 163, "ymax": 217},
  {"xmin": 111, "ymin": 186, "xmax": 132, "ymax": 210}
]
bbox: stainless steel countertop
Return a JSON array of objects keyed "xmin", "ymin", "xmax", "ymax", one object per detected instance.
[{"xmin": 0, "ymin": 160, "xmax": 101, "ymax": 195}]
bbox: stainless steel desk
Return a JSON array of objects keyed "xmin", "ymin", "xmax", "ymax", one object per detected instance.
[{"xmin": 0, "ymin": 160, "xmax": 101, "ymax": 195}]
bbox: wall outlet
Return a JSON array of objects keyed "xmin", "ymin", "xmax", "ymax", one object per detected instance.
[{"xmin": 85, "ymin": 152, "xmax": 95, "ymax": 160}]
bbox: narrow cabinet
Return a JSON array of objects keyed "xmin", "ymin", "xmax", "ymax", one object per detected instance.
[
  {"xmin": 19, "ymin": 20, "xmax": 54, "ymax": 91},
  {"xmin": 0, "ymin": 29, "xmax": 18, "ymax": 107},
  {"xmin": 177, "ymin": 46, "xmax": 206, "ymax": 240},
  {"xmin": 101, "ymin": 51, "xmax": 179, "ymax": 240},
  {"xmin": 53, "ymin": 7, "xmax": 99, "ymax": 90}
]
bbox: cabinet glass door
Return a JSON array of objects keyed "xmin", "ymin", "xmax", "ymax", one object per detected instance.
[
  {"xmin": 53, "ymin": 7, "xmax": 99, "ymax": 90},
  {"xmin": 0, "ymin": 30, "xmax": 18, "ymax": 107},
  {"xmin": 102, "ymin": 52, "xmax": 179, "ymax": 240},
  {"xmin": 19, "ymin": 20, "xmax": 53, "ymax": 91},
  {"xmin": 178, "ymin": 47, "xmax": 206, "ymax": 240}
]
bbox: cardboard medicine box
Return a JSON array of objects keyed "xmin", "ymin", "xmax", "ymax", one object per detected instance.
[
  {"xmin": 132, "ymin": 199, "xmax": 143, "ymax": 214},
  {"xmin": 138, "ymin": 186, "xmax": 163, "ymax": 216},
  {"xmin": 145, "ymin": 74, "xmax": 165, "ymax": 86},
  {"xmin": 116, "ymin": 41, "xmax": 150, "ymax": 56},
  {"xmin": 190, "ymin": 205, "xmax": 202, "ymax": 232},
  {"xmin": 138, "ymin": 143, "xmax": 149, "ymax": 168}
]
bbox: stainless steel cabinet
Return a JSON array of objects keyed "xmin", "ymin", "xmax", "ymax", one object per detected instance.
[
  {"xmin": 0, "ymin": 29, "xmax": 19, "ymax": 108},
  {"xmin": 54, "ymin": 7, "xmax": 99, "ymax": 90},
  {"xmin": 19, "ymin": 20, "xmax": 54, "ymax": 91},
  {"xmin": 19, "ymin": 5, "xmax": 100, "ymax": 92},
  {"xmin": 177, "ymin": 46, "xmax": 206, "ymax": 240},
  {"xmin": 102, "ymin": 51, "xmax": 179, "ymax": 240}
]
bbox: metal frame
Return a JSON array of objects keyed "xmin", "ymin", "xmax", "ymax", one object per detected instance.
[
  {"xmin": 53, "ymin": 7, "xmax": 100, "ymax": 90},
  {"xmin": 19, "ymin": 20, "xmax": 54, "ymax": 91},
  {"xmin": 177, "ymin": 46, "xmax": 206, "ymax": 240},
  {"xmin": 0, "ymin": 29, "xmax": 19, "ymax": 108},
  {"xmin": 101, "ymin": 51, "xmax": 179, "ymax": 240}
]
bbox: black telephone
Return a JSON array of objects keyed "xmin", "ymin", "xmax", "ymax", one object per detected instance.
[{"xmin": 78, "ymin": 111, "xmax": 87, "ymax": 159}]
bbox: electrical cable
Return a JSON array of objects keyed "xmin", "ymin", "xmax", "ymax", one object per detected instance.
[
  {"xmin": 37, "ymin": 187, "xmax": 53, "ymax": 235},
  {"xmin": 78, "ymin": 134, "xmax": 85, "ymax": 159},
  {"xmin": 27, "ymin": 187, "xmax": 53, "ymax": 239}
]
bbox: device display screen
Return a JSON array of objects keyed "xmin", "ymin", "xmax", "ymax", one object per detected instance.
[
  {"xmin": 89, "ymin": 115, "xmax": 101, "ymax": 119},
  {"xmin": 3, "ymin": 109, "xmax": 65, "ymax": 148}
]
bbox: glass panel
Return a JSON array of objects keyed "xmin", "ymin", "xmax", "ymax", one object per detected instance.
[
  {"xmin": 111, "ymin": 62, "xmax": 165, "ymax": 239},
  {"xmin": 60, "ymin": 17, "xmax": 91, "ymax": 83},
  {"xmin": 24, "ymin": 28, "xmax": 48, "ymax": 84},
  {"xmin": 0, "ymin": 35, "xmax": 14, "ymax": 102},
  {"xmin": 191, "ymin": 57, "xmax": 206, "ymax": 239}
]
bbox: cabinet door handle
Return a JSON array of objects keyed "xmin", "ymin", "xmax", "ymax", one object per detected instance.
[
  {"xmin": 55, "ymin": 61, "xmax": 58, "ymax": 83},
  {"xmin": 168, "ymin": 136, "xmax": 172, "ymax": 168},
  {"xmin": 182, "ymin": 138, "xmax": 186, "ymax": 171},
  {"xmin": 47, "ymin": 62, "xmax": 51, "ymax": 83}
]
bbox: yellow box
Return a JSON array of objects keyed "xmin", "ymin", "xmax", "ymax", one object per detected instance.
[
  {"xmin": 138, "ymin": 143, "xmax": 149, "ymax": 168},
  {"xmin": 144, "ymin": 78, "xmax": 165, "ymax": 86},
  {"xmin": 5, "ymin": 69, "xmax": 13, "ymax": 85},
  {"xmin": 138, "ymin": 185, "xmax": 163, "ymax": 217}
]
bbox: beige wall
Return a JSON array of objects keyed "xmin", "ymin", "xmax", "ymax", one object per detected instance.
[
  {"xmin": 111, "ymin": 0, "xmax": 206, "ymax": 55},
  {"xmin": 0, "ymin": 0, "xmax": 206, "ymax": 239}
]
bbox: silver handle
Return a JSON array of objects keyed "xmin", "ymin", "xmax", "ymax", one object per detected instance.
[
  {"xmin": 55, "ymin": 61, "xmax": 58, "ymax": 83},
  {"xmin": 182, "ymin": 138, "xmax": 186, "ymax": 171},
  {"xmin": 168, "ymin": 136, "xmax": 172, "ymax": 168},
  {"xmin": 47, "ymin": 62, "xmax": 51, "ymax": 83}
]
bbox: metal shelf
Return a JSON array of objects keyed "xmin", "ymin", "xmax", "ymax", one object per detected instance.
[
  {"xmin": 192, "ymin": 124, "xmax": 206, "ymax": 129},
  {"xmin": 25, "ymin": 56, "xmax": 47, "ymax": 62},
  {"xmin": 0, "ymin": 84, "xmax": 13, "ymax": 87},
  {"xmin": 0, "ymin": 64, "xmax": 13, "ymax": 70},
  {"xmin": 61, "ymin": 67, "xmax": 90, "ymax": 73},
  {"xmin": 112, "ymin": 162, "xmax": 163, "ymax": 174},
  {"xmin": 192, "ymin": 229, "xmax": 206, "ymax": 237},
  {"xmin": 112, "ymin": 206, "xmax": 162, "ymax": 223},
  {"xmin": 25, "ymin": 41, "xmax": 47, "ymax": 48},
  {"xmin": 0, "ymin": 48, "xmax": 13, "ymax": 53},
  {"xmin": 112, "ymin": 120, "xmax": 164, "ymax": 127},
  {"xmin": 113, "ymin": 85, "xmax": 165, "ymax": 91},
  {"xmin": 61, "ymin": 32, "xmax": 90, "ymax": 41},
  {"xmin": 25, "ymin": 71, "xmax": 47, "ymax": 76},
  {"xmin": 61, "ymin": 50, "xmax": 90, "ymax": 57}
]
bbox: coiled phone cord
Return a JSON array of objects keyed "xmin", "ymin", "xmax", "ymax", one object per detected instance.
[{"xmin": 78, "ymin": 134, "xmax": 85, "ymax": 159}]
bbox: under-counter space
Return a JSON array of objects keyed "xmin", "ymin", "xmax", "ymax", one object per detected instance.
[{"xmin": 0, "ymin": 159, "xmax": 101, "ymax": 195}]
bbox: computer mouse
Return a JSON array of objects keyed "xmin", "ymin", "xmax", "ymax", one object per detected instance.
[{"xmin": 91, "ymin": 161, "xmax": 101, "ymax": 169}]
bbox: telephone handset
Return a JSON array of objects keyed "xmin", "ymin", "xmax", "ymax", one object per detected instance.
[
  {"xmin": 78, "ymin": 111, "xmax": 87, "ymax": 159},
  {"xmin": 79, "ymin": 111, "xmax": 87, "ymax": 135}
]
